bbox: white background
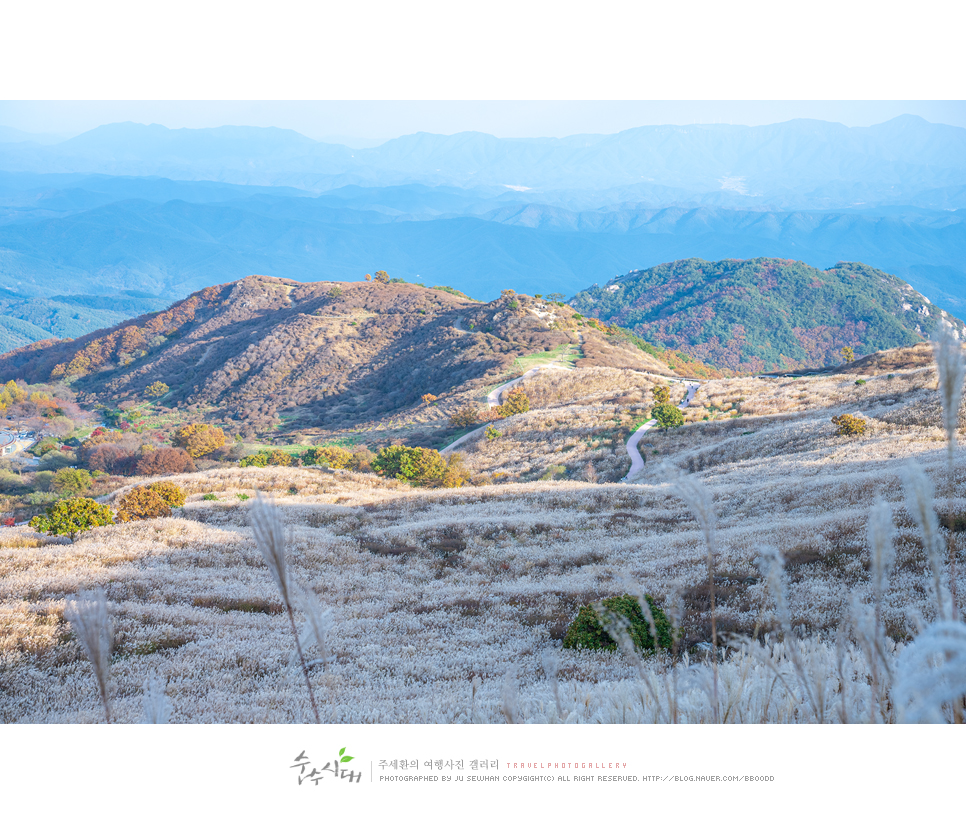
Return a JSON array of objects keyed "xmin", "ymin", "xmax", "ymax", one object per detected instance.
[{"xmin": 1, "ymin": 1, "xmax": 963, "ymax": 826}]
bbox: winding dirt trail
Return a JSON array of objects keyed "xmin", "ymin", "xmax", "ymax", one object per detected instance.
[
  {"xmin": 441, "ymin": 364, "xmax": 573, "ymax": 454},
  {"xmin": 622, "ymin": 379, "xmax": 699, "ymax": 481}
]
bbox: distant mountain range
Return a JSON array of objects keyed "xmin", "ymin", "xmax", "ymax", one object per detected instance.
[
  {"xmin": 571, "ymin": 258, "xmax": 964, "ymax": 372},
  {"xmin": 3, "ymin": 116, "xmax": 965, "ymax": 208},
  {"xmin": 0, "ymin": 115, "xmax": 963, "ymax": 350},
  {"xmin": 0, "ymin": 176, "xmax": 962, "ymax": 310}
]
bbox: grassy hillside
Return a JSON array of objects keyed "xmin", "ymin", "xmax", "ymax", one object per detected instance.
[
  {"xmin": 2, "ymin": 343, "xmax": 964, "ymax": 723},
  {"xmin": 0, "ymin": 276, "xmax": 704, "ymax": 439},
  {"xmin": 571, "ymin": 257, "xmax": 965, "ymax": 372}
]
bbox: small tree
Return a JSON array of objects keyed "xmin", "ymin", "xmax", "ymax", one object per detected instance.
[
  {"xmin": 115, "ymin": 487, "xmax": 172, "ymax": 523},
  {"xmin": 441, "ymin": 452, "xmax": 468, "ymax": 488},
  {"xmin": 145, "ymin": 381, "xmax": 169, "ymax": 398},
  {"xmin": 173, "ymin": 424, "xmax": 226, "ymax": 458},
  {"xmin": 372, "ymin": 446, "xmax": 449, "ymax": 485},
  {"xmin": 373, "ymin": 270, "xmax": 390, "ymax": 284},
  {"xmin": 148, "ymin": 481, "xmax": 187, "ymax": 508},
  {"xmin": 52, "ymin": 467, "xmax": 92, "ymax": 496},
  {"xmin": 499, "ymin": 389, "xmax": 530, "ymax": 417},
  {"xmin": 485, "ymin": 425, "xmax": 501, "ymax": 440},
  {"xmin": 302, "ymin": 445, "xmax": 352, "ymax": 468},
  {"xmin": 653, "ymin": 384, "xmax": 671, "ymax": 405},
  {"xmin": 450, "ymin": 407, "xmax": 479, "ymax": 428},
  {"xmin": 364, "ymin": 273, "xmax": 372, "ymax": 281},
  {"xmin": 29, "ymin": 497, "xmax": 114, "ymax": 541},
  {"xmin": 351, "ymin": 447, "xmax": 375, "ymax": 472},
  {"xmin": 135, "ymin": 447, "xmax": 196, "ymax": 476},
  {"xmin": 652, "ymin": 403, "xmax": 684, "ymax": 431},
  {"xmin": 328, "ymin": 286, "xmax": 343, "ymax": 298},
  {"xmin": 421, "ymin": 393, "xmax": 438, "ymax": 405},
  {"xmin": 86, "ymin": 444, "xmax": 136, "ymax": 475},
  {"xmin": 841, "ymin": 346, "xmax": 855, "ymax": 363},
  {"xmin": 832, "ymin": 413, "xmax": 867, "ymax": 437},
  {"xmin": 267, "ymin": 449, "xmax": 297, "ymax": 467}
]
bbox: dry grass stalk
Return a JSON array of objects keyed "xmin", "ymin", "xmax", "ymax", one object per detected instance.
[
  {"xmin": 63, "ymin": 589, "xmax": 113, "ymax": 723},
  {"xmin": 140, "ymin": 671, "xmax": 173, "ymax": 724},
  {"xmin": 249, "ymin": 494, "xmax": 320, "ymax": 723},
  {"xmin": 901, "ymin": 462, "xmax": 947, "ymax": 621},
  {"xmin": 932, "ymin": 321, "xmax": 964, "ymax": 621},
  {"xmin": 663, "ymin": 464, "xmax": 720, "ymax": 721}
]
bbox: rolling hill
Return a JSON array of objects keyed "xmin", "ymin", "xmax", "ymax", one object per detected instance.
[
  {"xmin": 0, "ymin": 275, "xmax": 703, "ymax": 436},
  {"xmin": 570, "ymin": 257, "xmax": 966, "ymax": 372}
]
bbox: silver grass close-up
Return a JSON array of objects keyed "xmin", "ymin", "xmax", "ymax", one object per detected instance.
[
  {"xmin": 140, "ymin": 672, "xmax": 173, "ymax": 724},
  {"xmin": 894, "ymin": 620, "xmax": 966, "ymax": 723},
  {"xmin": 932, "ymin": 320, "xmax": 966, "ymax": 469},
  {"xmin": 63, "ymin": 589, "xmax": 113, "ymax": 724}
]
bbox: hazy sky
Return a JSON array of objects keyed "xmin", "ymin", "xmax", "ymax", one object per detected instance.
[{"xmin": 1, "ymin": 100, "xmax": 964, "ymax": 145}]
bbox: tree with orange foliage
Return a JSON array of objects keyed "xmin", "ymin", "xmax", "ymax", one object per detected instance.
[{"xmin": 172, "ymin": 424, "xmax": 226, "ymax": 458}]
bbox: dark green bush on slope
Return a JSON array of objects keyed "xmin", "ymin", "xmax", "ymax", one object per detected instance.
[{"xmin": 563, "ymin": 594, "xmax": 673, "ymax": 652}]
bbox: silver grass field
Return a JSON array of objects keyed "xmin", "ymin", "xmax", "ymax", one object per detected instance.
[{"xmin": 2, "ymin": 340, "xmax": 966, "ymax": 724}]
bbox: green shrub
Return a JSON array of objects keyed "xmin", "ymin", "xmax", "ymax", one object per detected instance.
[
  {"xmin": 372, "ymin": 445, "xmax": 465, "ymax": 487},
  {"xmin": 373, "ymin": 445, "xmax": 447, "ymax": 483},
  {"xmin": 52, "ymin": 467, "xmax": 92, "ymax": 496},
  {"xmin": 201, "ymin": 493, "xmax": 218, "ymax": 501},
  {"xmin": 267, "ymin": 449, "xmax": 297, "ymax": 467},
  {"xmin": 29, "ymin": 497, "xmax": 115, "ymax": 541},
  {"xmin": 651, "ymin": 403, "xmax": 684, "ymax": 430},
  {"xmin": 239, "ymin": 453, "xmax": 269, "ymax": 468},
  {"xmin": 148, "ymin": 481, "xmax": 187, "ymax": 508},
  {"xmin": 302, "ymin": 445, "xmax": 353, "ymax": 468},
  {"xmin": 854, "ymin": 378, "xmax": 867, "ymax": 386},
  {"xmin": 236, "ymin": 493, "xmax": 250, "ymax": 500},
  {"xmin": 562, "ymin": 594, "xmax": 673, "ymax": 653},
  {"xmin": 115, "ymin": 487, "xmax": 172, "ymax": 522},
  {"xmin": 832, "ymin": 413, "xmax": 867, "ymax": 437}
]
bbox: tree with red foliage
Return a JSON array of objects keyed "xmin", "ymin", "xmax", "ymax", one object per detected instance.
[
  {"xmin": 87, "ymin": 443, "xmax": 137, "ymax": 475},
  {"xmin": 135, "ymin": 447, "xmax": 196, "ymax": 476}
]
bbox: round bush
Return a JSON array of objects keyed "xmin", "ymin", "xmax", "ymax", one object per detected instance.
[
  {"xmin": 651, "ymin": 403, "xmax": 684, "ymax": 430},
  {"xmin": 562, "ymin": 594, "xmax": 673, "ymax": 652},
  {"xmin": 115, "ymin": 487, "xmax": 172, "ymax": 523},
  {"xmin": 148, "ymin": 481, "xmax": 187, "ymax": 508}
]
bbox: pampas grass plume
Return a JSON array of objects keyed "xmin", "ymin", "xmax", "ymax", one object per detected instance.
[{"xmin": 64, "ymin": 589, "xmax": 113, "ymax": 723}]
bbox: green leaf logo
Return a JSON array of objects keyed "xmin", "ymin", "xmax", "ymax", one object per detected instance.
[{"xmin": 339, "ymin": 747, "xmax": 354, "ymax": 764}]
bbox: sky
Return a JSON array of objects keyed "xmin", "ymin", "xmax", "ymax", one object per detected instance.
[
  {"xmin": 2, "ymin": 4, "xmax": 963, "ymax": 145},
  {"xmin": 1, "ymin": 100, "xmax": 965, "ymax": 145}
]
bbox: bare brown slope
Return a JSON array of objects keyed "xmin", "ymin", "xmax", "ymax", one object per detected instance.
[{"xmin": 0, "ymin": 277, "xmax": 698, "ymax": 433}]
